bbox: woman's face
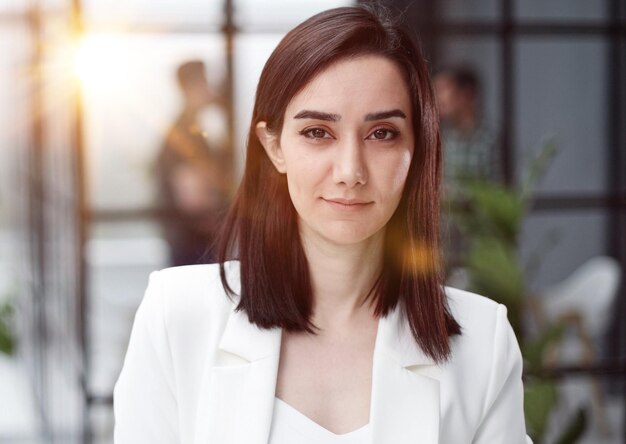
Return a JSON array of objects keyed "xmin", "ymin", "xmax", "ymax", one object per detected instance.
[{"xmin": 259, "ymin": 55, "xmax": 414, "ymax": 247}]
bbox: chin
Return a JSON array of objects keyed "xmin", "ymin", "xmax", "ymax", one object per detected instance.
[{"xmin": 316, "ymin": 221, "xmax": 385, "ymax": 246}]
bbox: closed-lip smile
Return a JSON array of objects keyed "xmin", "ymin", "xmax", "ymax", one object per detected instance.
[{"xmin": 322, "ymin": 197, "xmax": 373, "ymax": 208}]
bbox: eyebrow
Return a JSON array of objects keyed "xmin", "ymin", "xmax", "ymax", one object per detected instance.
[
  {"xmin": 293, "ymin": 109, "xmax": 407, "ymax": 122},
  {"xmin": 364, "ymin": 109, "xmax": 407, "ymax": 121},
  {"xmin": 293, "ymin": 110, "xmax": 340, "ymax": 121}
]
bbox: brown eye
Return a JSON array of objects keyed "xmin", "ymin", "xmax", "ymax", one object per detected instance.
[
  {"xmin": 374, "ymin": 129, "xmax": 387, "ymax": 139},
  {"xmin": 300, "ymin": 127, "xmax": 333, "ymax": 139},
  {"xmin": 311, "ymin": 128, "xmax": 327, "ymax": 138},
  {"xmin": 367, "ymin": 128, "xmax": 399, "ymax": 141}
]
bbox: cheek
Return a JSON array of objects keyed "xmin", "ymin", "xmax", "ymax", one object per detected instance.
[
  {"xmin": 383, "ymin": 149, "xmax": 413, "ymax": 196},
  {"xmin": 281, "ymin": 139, "xmax": 330, "ymax": 198},
  {"xmin": 283, "ymin": 153, "xmax": 324, "ymax": 210}
]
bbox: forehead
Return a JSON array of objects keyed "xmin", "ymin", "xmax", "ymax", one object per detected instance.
[{"xmin": 285, "ymin": 55, "xmax": 412, "ymax": 118}]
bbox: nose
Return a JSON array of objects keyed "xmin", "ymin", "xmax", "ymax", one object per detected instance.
[{"xmin": 332, "ymin": 135, "xmax": 368, "ymax": 187}]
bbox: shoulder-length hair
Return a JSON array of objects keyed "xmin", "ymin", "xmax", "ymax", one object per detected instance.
[{"xmin": 219, "ymin": 5, "xmax": 461, "ymax": 363}]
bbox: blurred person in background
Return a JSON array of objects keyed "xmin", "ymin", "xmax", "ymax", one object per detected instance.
[
  {"xmin": 434, "ymin": 64, "xmax": 502, "ymax": 280},
  {"xmin": 155, "ymin": 60, "xmax": 231, "ymax": 266},
  {"xmin": 434, "ymin": 63, "xmax": 501, "ymax": 193}
]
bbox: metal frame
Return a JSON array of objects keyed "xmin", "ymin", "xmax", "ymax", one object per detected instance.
[
  {"xmin": 70, "ymin": 0, "xmax": 91, "ymax": 440},
  {"xmin": 26, "ymin": 4, "xmax": 50, "ymax": 440}
]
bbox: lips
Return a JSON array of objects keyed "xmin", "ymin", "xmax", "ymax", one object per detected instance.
[{"xmin": 322, "ymin": 197, "xmax": 373, "ymax": 210}]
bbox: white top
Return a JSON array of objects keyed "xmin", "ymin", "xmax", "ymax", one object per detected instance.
[{"xmin": 268, "ymin": 397, "xmax": 371, "ymax": 444}]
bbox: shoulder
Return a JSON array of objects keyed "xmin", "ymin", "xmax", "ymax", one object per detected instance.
[
  {"xmin": 440, "ymin": 288, "xmax": 528, "ymax": 441},
  {"xmin": 134, "ymin": 261, "xmax": 242, "ymax": 379},
  {"xmin": 144, "ymin": 261, "xmax": 240, "ymax": 338},
  {"xmin": 444, "ymin": 285, "xmax": 504, "ymax": 330},
  {"xmin": 155, "ymin": 260, "xmax": 240, "ymax": 299},
  {"xmin": 442, "ymin": 286, "xmax": 519, "ymax": 374}
]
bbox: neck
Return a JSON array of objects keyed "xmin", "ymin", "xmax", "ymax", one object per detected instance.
[{"xmin": 300, "ymin": 227, "xmax": 384, "ymax": 330}]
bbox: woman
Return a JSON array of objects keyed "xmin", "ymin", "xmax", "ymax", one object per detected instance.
[{"xmin": 114, "ymin": 6, "xmax": 531, "ymax": 444}]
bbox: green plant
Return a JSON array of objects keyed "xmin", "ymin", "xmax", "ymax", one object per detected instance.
[
  {"xmin": 0, "ymin": 297, "xmax": 16, "ymax": 355},
  {"xmin": 445, "ymin": 139, "xmax": 588, "ymax": 444}
]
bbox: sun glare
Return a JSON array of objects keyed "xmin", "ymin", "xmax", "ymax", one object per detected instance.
[{"xmin": 74, "ymin": 34, "xmax": 127, "ymax": 92}]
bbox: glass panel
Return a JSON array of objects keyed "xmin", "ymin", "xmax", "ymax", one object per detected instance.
[
  {"xmin": 514, "ymin": 38, "xmax": 608, "ymax": 194},
  {"xmin": 519, "ymin": 211, "xmax": 608, "ymax": 290},
  {"xmin": 86, "ymin": 220, "xmax": 168, "ymax": 439},
  {"xmin": 82, "ymin": 0, "xmax": 223, "ymax": 28},
  {"xmin": 515, "ymin": 0, "xmax": 608, "ymax": 22},
  {"xmin": 233, "ymin": 33, "xmax": 282, "ymax": 176},
  {"xmin": 439, "ymin": 0, "xmax": 499, "ymax": 21},
  {"xmin": 80, "ymin": 32, "xmax": 225, "ymax": 211},
  {"xmin": 234, "ymin": 0, "xmax": 354, "ymax": 31},
  {"xmin": 87, "ymin": 220, "xmax": 168, "ymax": 392}
]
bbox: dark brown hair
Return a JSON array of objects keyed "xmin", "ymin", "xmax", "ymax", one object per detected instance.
[{"xmin": 218, "ymin": 5, "xmax": 461, "ymax": 363}]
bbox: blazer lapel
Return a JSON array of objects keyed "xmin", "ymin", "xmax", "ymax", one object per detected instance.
[
  {"xmin": 370, "ymin": 305, "xmax": 441, "ymax": 444},
  {"xmin": 195, "ymin": 295, "xmax": 440, "ymax": 444},
  {"xmin": 196, "ymin": 305, "xmax": 282, "ymax": 444}
]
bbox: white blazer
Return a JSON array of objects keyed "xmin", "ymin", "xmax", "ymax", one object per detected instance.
[{"xmin": 114, "ymin": 261, "xmax": 532, "ymax": 444}]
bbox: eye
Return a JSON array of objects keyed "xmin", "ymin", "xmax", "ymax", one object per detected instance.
[
  {"xmin": 367, "ymin": 128, "xmax": 399, "ymax": 141},
  {"xmin": 299, "ymin": 127, "xmax": 333, "ymax": 139}
]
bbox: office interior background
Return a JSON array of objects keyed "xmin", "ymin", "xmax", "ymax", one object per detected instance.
[{"xmin": 0, "ymin": 0, "xmax": 624, "ymax": 443}]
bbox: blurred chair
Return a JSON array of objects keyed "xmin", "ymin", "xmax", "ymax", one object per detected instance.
[
  {"xmin": 541, "ymin": 256, "xmax": 621, "ymax": 347},
  {"xmin": 533, "ymin": 255, "xmax": 622, "ymax": 437}
]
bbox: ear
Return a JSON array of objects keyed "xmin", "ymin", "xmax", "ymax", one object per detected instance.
[{"xmin": 256, "ymin": 121, "xmax": 286, "ymax": 174}]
